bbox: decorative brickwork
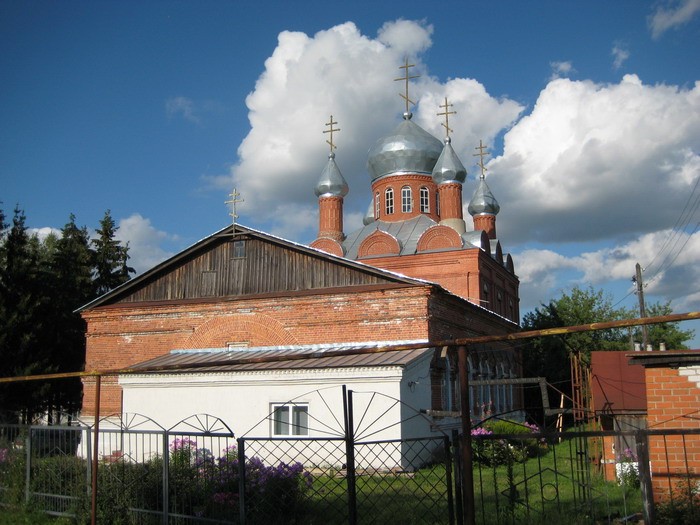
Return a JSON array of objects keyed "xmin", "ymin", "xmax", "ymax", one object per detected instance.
[
  {"xmin": 357, "ymin": 230, "xmax": 401, "ymax": 258},
  {"xmin": 416, "ymin": 225, "xmax": 463, "ymax": 252}
]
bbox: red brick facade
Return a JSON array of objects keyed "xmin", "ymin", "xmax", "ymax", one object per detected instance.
[{"xmin": 644, "ymin": 365, "xmax": 700, "ymax": 498}]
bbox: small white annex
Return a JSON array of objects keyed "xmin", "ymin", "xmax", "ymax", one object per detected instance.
[{"xmin": 114, "ymin": 340, "xmax": 449, "ymax": 470}]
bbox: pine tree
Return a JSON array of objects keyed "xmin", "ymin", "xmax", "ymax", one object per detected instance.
[
  {"xmin": 92, "ymin": 210, "xmax": 134, "ymax": 296},
  {"xmin": 0, "ymin": 206, "xmax": 52, "ymax": 422}
]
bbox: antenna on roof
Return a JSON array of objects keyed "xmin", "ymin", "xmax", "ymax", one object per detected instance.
[
  {"xmin": 225, "ymin": 188, "xmax": 244, "ymax": 237},
  {"xmin": 473, "ymin": 140, "xmax": 489, "ymax": 180},
  {"xmin": 394, "ymin": 57, "xmax": 420, "ymax": 116},
  {"xmin": 437, "ymin": 97, "xmax": 456, "ymax": 138}
]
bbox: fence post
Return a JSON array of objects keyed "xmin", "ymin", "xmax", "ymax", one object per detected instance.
[
  {"xmin": 343, "ymin": 386, "xmax": 357, "ymax": 525},
  {"xmin": 452, "ymin": 429, "xmax": 463, "ymax": 524},
  {"xmin": 635, "ymin": 430, "xmax": 655, "ymax": 524},
  {"xmin": 238, "ymin": 437, "xmax": 246, "ymax": 525},
  {"xmin": 458, "ymin": 345, "xmax": 476, "ymax": 525},
  {"xmin": 162, "ymin": 431, "xmax": 169, "ymax": 525},
  {"xmin": 444, "ymin": 435, "xmax": 455, "ymax": 525},
  {"xmin": 24, "ymin": 425, "xmax": 31, "ymax": 504}
]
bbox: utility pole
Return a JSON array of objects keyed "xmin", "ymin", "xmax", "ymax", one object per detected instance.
[{"xmin": 634, "ymin": 263, "xmax": 649, "ymax": 348}]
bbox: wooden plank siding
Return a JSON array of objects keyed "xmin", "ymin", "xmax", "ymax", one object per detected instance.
[{"xmin": 114, "ymin": 235, "xmax": 397, "ymax": 304}]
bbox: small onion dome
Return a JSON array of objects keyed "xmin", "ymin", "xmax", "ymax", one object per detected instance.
[
  {"xmin": 363, "ymin": 199, "xmax": 375, "ymax": 225},
  {"xmin": 367, "ymin": 112, "xmax": 443, "ymax": 182},
  {"xmin": 468, "ymin": 177, "xmax": 500, "ymax": 216},
  {"xmin": 314, "ymin": 152, "xmax": 349, "ymax": 197},
  {"xmin": 432, "ymin": 137, "xmax": 467, "ymax": 184}
]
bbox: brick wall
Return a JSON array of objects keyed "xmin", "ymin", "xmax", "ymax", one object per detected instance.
[
  {"xmin": 645, "ymin": 366, "xmax": 700, "ymax": 498},
  {"xmin": 81, "ymin": 285, "xmax": 434, "ymax": 416}
]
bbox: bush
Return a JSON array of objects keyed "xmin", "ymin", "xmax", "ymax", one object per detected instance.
[{"xmin": 471, "ymin": 420, "xmax": 546, "ymax": 467}]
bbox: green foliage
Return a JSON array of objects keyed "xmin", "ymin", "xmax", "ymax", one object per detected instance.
[
  {"xmin": 0, "ymin": 205, "xmax": 134, "ymax": 421},
  {"xmin": 655, "ymin": 480, "xmax": 700, "ymax": 525},
  {"xmin": 520, "ymin": 285, "xmax": 694, "ymax": 422}
]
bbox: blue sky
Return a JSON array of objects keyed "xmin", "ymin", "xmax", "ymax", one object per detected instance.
[{"xmin": 2, "ymin": 1, "xmax": 700, "ymax": 345}]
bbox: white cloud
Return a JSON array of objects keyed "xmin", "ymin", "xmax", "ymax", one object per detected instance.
[
  {"xmin": 166, "ymin": 96, "xmax": 201, "ymax": 124},
  {"xmin": 115, "ymin": 213, "xmax": 175, "ymax": 274},
  {"xmin": 488, "ymin": 75, "xmax": 700, "ymax": 245},
  {"xmin": 649, "ymin": 0, "xmax": 700, "ymax": 39},
  {"xmin": 611, "ymin": 42, "xmax": 630, "ymax": 70},
  {"xmin": 231, "ymin": 20, "xmax": 522, "ymax": 242},
  {"xmin": 28, "ymin": 226, "xmax": 61, "ymax": 241}
]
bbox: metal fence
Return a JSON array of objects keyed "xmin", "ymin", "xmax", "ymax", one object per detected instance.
[{"xmin": 1, "ymin": 421, "xmax": 699, "ymax": 524}]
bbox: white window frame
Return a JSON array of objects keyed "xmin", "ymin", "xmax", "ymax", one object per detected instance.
[
  {"xmin": 375, "ymin": 192, "xmax": 380, "ymax": 219},
  {"xmin": 385, "ymin": 188, "xmax": 394, "ymax": 215},
  {"xmin": 270, "ymin": 403, "xmax": 309, "ymax": 437},
  {"xmin": 401, "ymin": 186, "xmax": 412, "ymax": 213},
  {"xmin": 419, "ymin": 187, "xmax": 429, "ymax": 213}
]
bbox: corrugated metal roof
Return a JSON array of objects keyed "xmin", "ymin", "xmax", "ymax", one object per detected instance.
[{"xmin": 129, "ymin": 340, "xmax": 434, "ymax": 374}]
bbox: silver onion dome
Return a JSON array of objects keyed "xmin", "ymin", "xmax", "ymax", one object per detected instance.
[
  {"xmin": 367, "ymin": 112, "xmax": 443, "ymax": 182},
  {"xmin": 432, "ymin": 137, "xmax": 467, "ymax": 184},
  {"xmin": 314, "ymin": 152, "xmax": 349, "ymax": 197},
  {"xmin": 468, "ymin": 177, "xmax": 500, "ymax": 216}
]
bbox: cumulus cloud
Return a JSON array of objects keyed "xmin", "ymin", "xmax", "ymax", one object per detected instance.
[
  {"xmin": 648, "ymin": 0, "xmax": 700, "ymax": 39},
  {"xmin": 230, "ymin": 20, "xmax": 522, "ymax": 241},
  {"xmin": 488, "ymin": 75, "xmax": 700, "ymax": 245},
  {"xmin": 115, "ymin": 213, "xmax": 176, "ymax": 274}
]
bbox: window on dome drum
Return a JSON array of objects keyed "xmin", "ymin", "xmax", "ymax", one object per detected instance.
[
  {"xmin": 385, "ymin": 188, "xmax": 394, "ymax": 214},
  {"xmin": 271, "ymin": 403, "xmax": 309, "ymax": 436},
  {"xmin": 232, "ymin": 240, "xmax": 246, "ymax": 258},
  {"xmin": 420, "ymin": 187, "xmax": 429, "ymax": 213},
  {"xmin": 375, "ymin": 192, "xmax": 380, "ymax": 219},
  {"xmin": 402, "ymin": 186, "xmax": 413, "ymax": 213}
]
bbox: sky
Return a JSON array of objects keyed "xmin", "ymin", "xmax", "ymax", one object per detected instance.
[{"xmin": 2, "ymin": 0, "xmax": 700, "ymax": 346}]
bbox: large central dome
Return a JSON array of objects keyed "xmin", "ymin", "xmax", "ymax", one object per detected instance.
[{"xmin": 367, "ymin": 113, "xmax": 443, "ymax": 181}]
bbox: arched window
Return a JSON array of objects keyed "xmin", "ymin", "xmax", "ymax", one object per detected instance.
[
  {"xmin": 401, "ymin": 186, "xmax": 412, "ymax": 213},
  {"xmin": 375, "ymin": 192, "xmax": 380, "ymax": 219},
  {"xmin": 420, "ymin": 187, "xmax": 430, "ymax": 213},
  {"xmin": 385, "ymin": 188, "xmax": 394, "ymax": 214}
]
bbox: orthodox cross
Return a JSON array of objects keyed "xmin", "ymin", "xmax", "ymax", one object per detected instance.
[
  {"xmin": 323, "ymin": 115, "xmax": 340, "ymax": 153},
  {"xmin": 473, "ymin": 140, "xmax": 489, "ymax": 180},
  {"xmin": 394, "ymin": 58, "xmax": 420, "ymax": 114},
  {"xmin": 225, "ymin": 188, "xmax": 244, "ymax": 235},
  {"xmin": 437, "ymin": 97, "xmax": 456, "ymax": 138}
]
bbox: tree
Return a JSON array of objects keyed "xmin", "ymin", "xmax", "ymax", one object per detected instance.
[
  {"xmin": 0, "ymin": 206, "xmax": 52, "ymax": 422},
  {"xmin": 521, "ymin": 286, "xmax": 695, "ymax": 424},
  {"xmin": 633, "ymin": 301, "xmax": 694, "ymax": 350},
  {"xmin": 45, "ymin": 215, "xmax": 96, "ymax": 418},
  {"xmin": 92, "ymin": 210, "xmax": 134, "ymax": 296}
]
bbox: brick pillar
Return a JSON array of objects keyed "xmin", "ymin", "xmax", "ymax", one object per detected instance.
[
  {"xmin": 438, "ymin": 183, "xmax": 466, "ymax": 234},
  {"xmin": 473, "ymin": 214, "xmax": 497, "ymax": 239},
  {"xmin": 317, "ymin": 195, "xmax": 344, "ymax": 242}
]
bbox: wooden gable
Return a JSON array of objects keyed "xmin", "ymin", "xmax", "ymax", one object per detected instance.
[{"xmin": 83, "ymin": 226, "xmax": 423, "ymax": 308}]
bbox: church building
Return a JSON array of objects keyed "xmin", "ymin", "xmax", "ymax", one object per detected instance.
[{"xmin": 79, "ymin": 67, "xmax": 522, "ymax": 439}]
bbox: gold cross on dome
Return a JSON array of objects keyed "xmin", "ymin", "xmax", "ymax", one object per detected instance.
[
  {"xmin": 394, "ymin": 57, "xmax": 420, "ymax": 114},
  {"xmin": 225, "ymin": 188, "xmax": 244, "ymax": 234},
  {"xmin": 437, "ymin": 97, "xmax": 456, "ymax": 138},
  {"xmin": 473, "ymin": 140, "xmax": 489, "ymax": 179},
  {"xmin": 323, "ymin": 115, "xmax": 340, "ymax": 152}
]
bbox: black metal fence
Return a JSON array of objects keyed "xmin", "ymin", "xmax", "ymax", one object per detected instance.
[{"xmin": 2, "ymin": 420, "xmax": 699, "ymax": 523}]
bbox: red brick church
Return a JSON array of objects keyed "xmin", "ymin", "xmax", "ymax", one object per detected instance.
[{"xmin": 79, "ymin": 82, "xmax": 522, "ymax": 433}]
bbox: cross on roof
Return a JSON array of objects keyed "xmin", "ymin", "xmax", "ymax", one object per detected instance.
[
  {"xmin": 394, "ymin": 57, "xmax": 420, "ymax": 114},
  {"xmin": 323, "ymin": 115, "xmax": 340, "ymax": 152},
  {"xmin": 473, "ymin": 140, "xmax": 489, "ymax": 180},
  {"xmin": 225, "ymin": 188, "xmax": 244, "ymax": 235},
  {"xmin": 437, "ymin": 97, "xmax": 456, "ymax": 138}
]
